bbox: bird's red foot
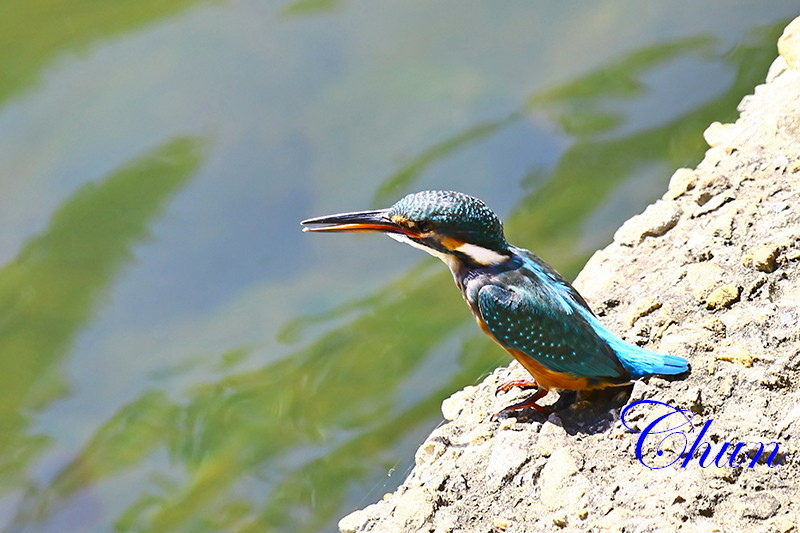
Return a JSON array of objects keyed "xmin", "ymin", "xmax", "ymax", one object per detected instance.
[
  {"xmin": 491, "ymin": 388, "xmax": 551, "ymax": 421},
  {"xmin": 495, "ymin": 379, "xmax": 540, "ymax": 395}
]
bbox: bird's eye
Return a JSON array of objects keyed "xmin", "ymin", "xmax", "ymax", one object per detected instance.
[{"xmin": 416, "ymin": 220, "xmax": 433, "ymax": 233}]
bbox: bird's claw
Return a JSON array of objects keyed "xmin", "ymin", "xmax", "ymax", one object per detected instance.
[
  {"xmin": 491, "ymin": 387, "xmax": 551, "ymax": 421},
  {"xmin": 495, "ymin": 379, "xmax": 540, "ymax": 395}
]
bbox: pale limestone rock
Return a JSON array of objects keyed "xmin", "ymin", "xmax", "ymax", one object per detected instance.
[
  {"xmin": 539, "ymin": 447, "xmax": 588, "ymax": 511},
  {"xmin": 392, "ymin": 485, "xmax": 434, "ymax": 529},
  {"xmin": 484, "ymin": 428, "xmax": 535, "ymax": 491},
  {"xmin": 415, "ymin": 439, "xmax": 446, "ymax": 467},
  {"xmin": 663, "ymin": 168, "xmax": 697, "ymax": 200},
  {"xmin": 766, "ymin": 56, "xmax": 788, "ymax": 82},
  {"xmin": 627, "ymin": 296, "xmax": 662, "ymax": 326},
  {"xmin": 715, "ymin": 344, "xmax": 756, "ymax": 368},
  {"xmin": 338, "ymin": 506, "xmax": 372, "ymax": 533},
  {"xmin": 733, "ymin": 493, "xmax": 781, "ymax": 520},
  {"xmin": 693, "ymin": 192, "xmax": 733, "ymax": 217},
  {"xmin": 743, "ymin": 242, "xmax": 781, "ymax": 273},
  {"xmin": 614, "ymin": 201, "xmax": 681, "ymax": 245},
  {"xmin": 778, "ymin": 17, "xmax": 800, "ymax": 69},
  {"xmin": 534, "ymin": 418, "xmax": 569, "ymax": 457},
  {"xmin": 705, "ymin": 284, "xmax": 741, "ymax": 310},
  {"xmin": 710, "ymin": 211, "xmax": 735, "ymax": 240},
  {"xmin": 703, "ymin": 121, "xmax": 736, "ymax": 148},
  {"xmin": 685, "ymin": 261, "xmax": 726, "ymax": 302},
  {"xmin": 441, "ymin": 386, "xmax": 475, "ymax": 420}
]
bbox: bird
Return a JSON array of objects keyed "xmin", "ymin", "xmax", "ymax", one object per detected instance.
[{"xmin": 301, "ymin": 190, "xmax": 689, "ymax": 417}]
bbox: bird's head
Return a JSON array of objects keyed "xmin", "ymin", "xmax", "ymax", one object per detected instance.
[{"xmin": 301, "ymin": 190, "xmax": 511, "ymax": 266}]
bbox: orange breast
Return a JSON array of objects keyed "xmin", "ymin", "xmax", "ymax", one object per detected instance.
[
  {"xmin": 506, "ymin": 348, "xmax": 592, "ymax": 391},
  {"xmin": 472, "ymin": 305, "xmax": 620, "ymax": 391}
]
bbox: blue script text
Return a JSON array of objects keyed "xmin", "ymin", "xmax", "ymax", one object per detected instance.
[{"xmin": 620, "ymin": 400, "xmax": 786, "ymax": 470}]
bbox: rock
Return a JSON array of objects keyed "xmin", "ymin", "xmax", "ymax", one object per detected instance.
[
  {"xmin": 685, "ymin": 261, "xmax": 726, "ymax": 302},
  {"xmin": 736, "ymin": 493, "xmax": 781, "ymax": 520},
  {"xmin": 743, "ymin": 243, "xmax": 781, "ymax": 272},
  {"xmin": 715, "ymin": 344, "xmax": 756, "ymax": 367},
  {"xmin": 777, "ymin": 404, "xmax": 800, "ymax": 436},
  {"xmin": 766, "ymin": 56, "xmax": 788, "ymax": 82},
  {"xmin": 441, "ymin": 386, "xmax": 475, "ymax": 420},
  {"xmin": 484, "ymin": 429, "xmax": 535, "ymax": 491},
  {"xmin": 627, "ymin": 297, "xmax": 662, "ymax": 326},
  {"xmin": 663, "ymin": 168, "xmax": 697, "ymax": 199},
  {"xmin": 339, "ymin": 506, "xmax": 373, "ymax": 533},
  {"xmin": 415, "ymin": 438, "xmax": 447, "ymax": 467},
  {"xmin": 773, "ymin": 514, "xmax": 798, "ymax": 533},
  {"xmin": 704, "ymin": 121, "xmax": 736, "ymax": 148},
  {"xmin": 539, "ymin": 447, "xmax": 583, "ymax": 510},
  {"xmin": 705, "ymin": 284, "xmax": 741, "ymax": 310},
  {"xmin": 693, "ymin": 192, "xmax": 734, "ymax": 217},
  {"xmin": 710, "ymin": 212, "xmax": 735, "ymax": 240},
  {"xmin": 534, "ymin": 418, "xmax": 569, "ymax": 457},
  {"xmin": 614, "ymin": 201, "xmax": 682, "ymax": 245},
  {"xmin": 779, "ymin": 17, "xmax": 800, "ymax": 68},
  {"xmin": 392, "ymin": 485, "xmax": 435, "ymax": 529},
  {"xmin": 686, "ymin": 232, "xmax": 715, "ymax": 262},
  {"xmin": 681, "ymin": 386, "xmax": 703, "ymax": 412},
  {"xmin": 702, "ymin": 317, "xmax": 726, "ymax": 336},
  {"xmin": 492, "ymin": 518, "xmax": 511, "ymax": 531}
]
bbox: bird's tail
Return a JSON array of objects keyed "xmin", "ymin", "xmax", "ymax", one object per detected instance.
[
  {"xmin": 577, "ymin": 308, "xmax": 690, "ymax": 378},
  {"xmin": 611, "ymin": 340, "xmax": 689, "ymax": 378}
]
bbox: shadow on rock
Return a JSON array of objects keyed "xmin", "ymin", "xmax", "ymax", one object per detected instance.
[{"xmin": 498, "ymin": 386, "xmax": 634, "ymax": 435}]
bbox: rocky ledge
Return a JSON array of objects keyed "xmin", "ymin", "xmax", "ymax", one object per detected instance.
[{"xmin": 340, "ymin": 18, "xmax": 800, "ymax": 533}]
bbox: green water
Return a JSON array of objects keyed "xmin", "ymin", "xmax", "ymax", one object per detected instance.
[{"xmin": 0, "ymin": 2, "xmax": 796, "ymax": 532}]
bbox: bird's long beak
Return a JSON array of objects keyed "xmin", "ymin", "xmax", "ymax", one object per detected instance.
[{"xmin": 301, "ymin": 209, "xmax": 413, "ymax": 235}]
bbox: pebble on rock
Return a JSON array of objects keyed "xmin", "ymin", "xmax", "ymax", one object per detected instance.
[
  {"xmin": 743, "ymin": 243, "xmax": 781, "ymax": 272},
  {"xmin": 715, "ymin": 344, "xmax": 756, "ymax": 368},
  {"xmin": 627, "ymin": 297, "xmax": 662, "ymax": 326},
  {"xmin": 705, "ymin": 284, "xmax": 741, "ymax": 310},
  {"xmin": 664, "ymin": 168, "xmax": 697, "ymax": 199},
  {"xmin": 441, "ymin": 387, "xmax": 475, "ymax": 420}
]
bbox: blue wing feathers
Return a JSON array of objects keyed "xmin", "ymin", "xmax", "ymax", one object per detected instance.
[
  {"xmin": 477, "ymin": 284, "xmax": 631, "ymax": 383},
  {"xmin": 475, "ymin": 254, "xmax": 690, "ymax": 383}
]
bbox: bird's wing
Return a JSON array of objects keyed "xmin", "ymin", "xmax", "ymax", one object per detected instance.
[
  {"xmin": 477, "ymin": 283, "xmax": 629, "ymax": 382},
  {"xmin": 512, "ymin": 246, "xmax": 594, "ymax": 310}
]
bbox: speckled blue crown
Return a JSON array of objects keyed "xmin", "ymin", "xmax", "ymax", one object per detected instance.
[{"xmin": 389, "ymin": 190, "xmax": 508, "ymax": 251}]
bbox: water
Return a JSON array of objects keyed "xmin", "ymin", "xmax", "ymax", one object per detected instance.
[{"xmin": 0, "ymin": 2, "xmax": 796, "ymax": 532}]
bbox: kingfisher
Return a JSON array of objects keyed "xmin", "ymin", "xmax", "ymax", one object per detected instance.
[{"xmin": 301, "ymin": 190, "xmax": 689, "ymax": 417}]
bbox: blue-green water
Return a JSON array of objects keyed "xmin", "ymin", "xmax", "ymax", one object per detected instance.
[{"xmin": 0, "ymin": 2, "xmax": 796, "ymax": 532}]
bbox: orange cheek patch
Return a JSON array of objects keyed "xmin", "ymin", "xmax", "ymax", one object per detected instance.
[{"xmin": 440, "ymin": 236, "xmax": 466, "ymax": 251}]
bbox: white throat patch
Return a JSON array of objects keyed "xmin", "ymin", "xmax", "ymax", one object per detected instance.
[
  {"xmin": 453, "ymin": 242, "xmax": 509, "ymax": 266},
  {"xmin": 387, "ymin": 233, "xmax": 458, "ymax": 269},
  {"xmin": 387, "ymin": 234, "xmax": 508, "ymax": 268}
]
